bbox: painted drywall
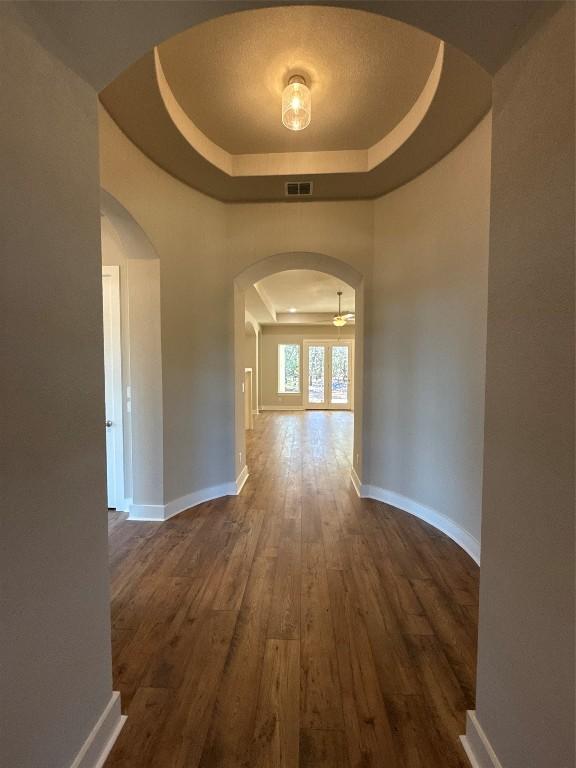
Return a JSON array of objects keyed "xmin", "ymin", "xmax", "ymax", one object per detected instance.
[
  {"xmin": 244, "ymin": 324, "xmax": 259, "ymax": 411},
  {"xmin": 100, "ymin": 107, "xmax": 233, "ymax": 503},
  {"xmin": 100, "ymin": 211, "xmax": 164, "ymax": 507},
  {"xmin": 368, "ymin": 114, "xmax": 491, "ymax": 547},
  {"xmin": 260, "ymin": 325, "xmax": 355, "ymax": 408},
  {"xmin": 473, "ymin": 5, "xmax": 575, "ymax": 767},
  {"xmin": 0, "ymin": 7, "xmax": 113, "ymax": 768}
]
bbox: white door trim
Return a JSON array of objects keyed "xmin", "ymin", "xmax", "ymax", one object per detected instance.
[{"xmin": 102, "ymin": 265, "xmax": 125, "ymax": 510}]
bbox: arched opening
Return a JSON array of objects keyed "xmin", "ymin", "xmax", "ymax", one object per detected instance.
[
  {"xmin": 4, "ymin": 3, "xmax": 573, "ymax": 768},
  {"xmin": 100, "ymin": 189, "xmax": 164, "ymax": 519},
  {"xmin": 233, "ymin": 252, "xmax": 365, "ymax": 492}
]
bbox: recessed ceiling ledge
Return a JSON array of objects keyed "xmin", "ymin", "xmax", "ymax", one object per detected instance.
[{"xmin": 154, "ymin": 42, "xmax": 444, "ymax": 178}]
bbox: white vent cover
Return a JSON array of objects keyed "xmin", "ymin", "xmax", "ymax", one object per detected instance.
[{"xmin": 285, "ymin": 181, "xmax": 313, "ymax": 197}]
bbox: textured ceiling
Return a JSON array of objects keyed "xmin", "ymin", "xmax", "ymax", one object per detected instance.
[
  {"xmin": 257, "ymin": 270, "xmax": 355, "ymax": 315},
  {"xmin": 99, "ymin": 5, "xmax": 492, "ymax": 202},
  {"xmin": 158, "ymin": 7, "xmax": 439, "ymax": 154}
]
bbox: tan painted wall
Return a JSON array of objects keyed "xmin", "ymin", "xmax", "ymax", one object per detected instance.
[
  {"xmin": 369, "ymin": 115, "xmax": 491, "ymax": 544},
  {"xmin": 100, "ymin": 212, "xmax": 164, "ymax": 507},
  {"xmin": 1, "ymin": 7, "xmax": 113, "ymax": 768},
  {"xmin": 100, "ymin": 108, "xmax": 233, "ymax": 502},
  {"xmin": 474, "ymin": 5, "xmax": 575, "ymax": 766},
  {"xmin": 226, "ymin": 199, "xmax": 374, "ymax": 281},
  {"xmin": 260, "ymin": 325, "xmax": 355, "ymax": 408},
  {"xmin": 244, "ymin": 326, "xmax": 258, "ymax": 411}
]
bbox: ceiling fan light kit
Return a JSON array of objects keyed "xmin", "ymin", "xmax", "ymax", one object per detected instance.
[{"xmin": 333, "ymin": 290, "xmax": 352, "ymax": 327}]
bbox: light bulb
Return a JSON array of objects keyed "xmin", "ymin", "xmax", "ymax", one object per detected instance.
[{"xmin": 282, "ymin": 75, "xmax": 311, "ymax": 131}]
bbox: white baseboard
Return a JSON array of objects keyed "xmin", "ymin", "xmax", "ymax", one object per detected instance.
[
  {"xmin": 353, "ymin": 481, "xmax": 480, "ymax": 565},
  {"xmin": 128, "ymin": 503, "xmax": 165, "ymax": 521},
  {"xmin": 460, "ymin": 711, "xmax": 503, "ymax": 768},
  {"xmin": 252, "ymin": 409, "xmax": 259, "ymax": 416},
  {"xmin": 164, "ymin": 481, "xmax": 238, "ymax": 520},
  {"xmin": 350, "ymin": 467, "xmax": 362, "ymax": 496},
  {"xmin": 69, "ymin": 691, "xmax": 125, "ymax": 768},
  {"xmin": 235, "ymin": 465, "xmax": 249, "ymax": 494},
  {"xmin": 260, "ymin": 405, "xmax": 305, "ymax": 411},
  {"xmin": 128, "ymin": 473, "xmax": 249, "ymax": 523}
]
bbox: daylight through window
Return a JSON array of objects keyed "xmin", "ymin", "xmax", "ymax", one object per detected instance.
[{"xmin": 278, "ymin": 343, "xmax": 300, "ymax": 393}]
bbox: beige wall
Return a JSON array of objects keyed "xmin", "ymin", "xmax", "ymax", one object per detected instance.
[
  {"xmin": 100, "ymin": 108, "xmax": 233, "ymax": 502},
  {"xmin": 226, "ymin": 200, "xmax": 374, "ymax": 282},
  {"xmin": 1, "ymin": 7, "xmax": 113, "ymax": 768},
  {"xmin": 369, "ymin": 115, "xmax": 491, "ymax": 545},
  {"xmin": 100, "ymin": 208, "xmax": 164, "ymax": 508},
  {"xmin": 260, "ymin": 325, "xmax": 355, "ymax": 408},
  {"xmin": 244, "ymin": 325, "xmax": 258, "ymax": 411},
  {"xmin": 473, "ymin": 5, "xmax": 575, "ymax": 767}
]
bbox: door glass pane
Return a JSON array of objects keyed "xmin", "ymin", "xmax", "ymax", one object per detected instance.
[
  {"xmin": 331, "ymin": 345, "xmax": 349, "ymax": 404},
  {"xmin": 308, "ymin": 345, "xmax": 325, "ymax": 403}
]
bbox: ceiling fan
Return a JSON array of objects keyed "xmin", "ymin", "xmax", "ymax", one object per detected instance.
[{"xmin": 333, "ymin": 291, "xmax": 355, "ymax": 327}]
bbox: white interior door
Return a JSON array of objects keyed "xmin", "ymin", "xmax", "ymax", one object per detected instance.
[
  {"xmin": 102, "ymin": 266, "xmax": 125, "ymax": 509},
  {"xmin": 304, "ymin": 340, "xmax": 353, "ymax": 410}
]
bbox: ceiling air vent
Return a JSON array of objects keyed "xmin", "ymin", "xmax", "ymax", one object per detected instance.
[{"xmin": 285, "ymin": 181, "xmax": 313, "ymax": 197}]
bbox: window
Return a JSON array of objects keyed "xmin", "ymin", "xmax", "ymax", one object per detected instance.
[{"xmin": 278, "ymin": 343, "xmax": 300, "ymax": 393}]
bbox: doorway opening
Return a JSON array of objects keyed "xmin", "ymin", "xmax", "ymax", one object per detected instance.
[
  {"xmin": 234, "ymin": 252, "xmax": 364, "ymax": 490},
  {"xmin": 102, "ymin": 265, "xmax": 125, "ymax": 510}
]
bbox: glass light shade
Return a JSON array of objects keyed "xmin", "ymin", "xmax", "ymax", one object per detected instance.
[
  {"xmin": 333, "ymin": 316, "xmax": 347, "ymax": 328},
  {"xmin": 282, "ymin": 77, "xmax": 311, "ymax": 131}
]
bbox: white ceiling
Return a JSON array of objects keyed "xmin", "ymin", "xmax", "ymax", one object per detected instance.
[{"xmin": 255, "ymin": 270, "xmax": 355, "ymax": 317}]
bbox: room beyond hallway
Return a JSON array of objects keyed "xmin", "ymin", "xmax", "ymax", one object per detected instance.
[{"xmin": 106, "ymin": 411, "xmax": 478, "ymax": 767}]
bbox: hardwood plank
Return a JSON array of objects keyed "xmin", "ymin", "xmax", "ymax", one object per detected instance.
[
  {"xmin": 327, "ymin": 567, "xmax": 399, "ymax": 768},
  {"xmin": 105, "ymin": 411, "xmax": 479, "ymax": 768},
  {"xmin": 106, "ymin": 687, "xmax": 172, "ymax": 767},
  {"xmin": 147, "ymin": 609, "xmax": 238, "ymax": 768},
  {"xmin": 250, "ymin": 638, "xmax": 300, "ymax": 768},
  {"xmin": 300, "ymin": 542, "xmax": 344, "ymax": 730},
  {"xmin": 299, "ymin": 729, "xmax": 349, "ymax": 768},
  {"xmin": 267, "ymin": 519, "xmax": 301, "ymax": 640},
  {"xmin": 199, "ymin": 556, "xmax": 277, "ymax": 768}
]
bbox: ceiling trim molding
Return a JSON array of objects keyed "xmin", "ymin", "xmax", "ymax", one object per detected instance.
[{"xmin": 154, "ymin": 42, "xmax": 444, "ymax": 178}]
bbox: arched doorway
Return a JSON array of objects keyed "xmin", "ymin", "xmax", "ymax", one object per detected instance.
[{"xmin": 233, "ymin": 252, "xmax": 365, "ymax": 492}]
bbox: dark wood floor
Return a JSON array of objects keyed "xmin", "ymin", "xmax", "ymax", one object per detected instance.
[{"xmin": 105, "ymin": 411, "xmax": 478, "ymax": 768}]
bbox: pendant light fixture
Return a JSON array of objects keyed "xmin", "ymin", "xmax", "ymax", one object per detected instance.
[
  {"xmin": 282, "ymin": 75, "xmax": 311, "ymax": 131},
  {"xmin": 333, "ymin": 291, "xmax": 347, "ymax": 327}
]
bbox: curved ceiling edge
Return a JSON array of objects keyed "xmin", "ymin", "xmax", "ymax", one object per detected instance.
[{"xmin": 154, "ymin": 43, "xmax": 444, "ymax": 178}]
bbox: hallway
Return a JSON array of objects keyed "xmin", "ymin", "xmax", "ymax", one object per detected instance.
[{"xmin": 106, "ymin": 411, "xmax": 479, "ymax": 767}]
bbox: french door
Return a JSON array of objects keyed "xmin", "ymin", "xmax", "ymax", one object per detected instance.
[{"xmin": 303, "ymin": 340, "xmax": 353, "ymax": 410}]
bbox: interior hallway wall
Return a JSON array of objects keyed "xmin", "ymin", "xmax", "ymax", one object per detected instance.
[
  {"xmin": 472, "ymin": 5, "xmax": 575, "ymax": 766},
  {"xmin": 1, "ymin": 7, "xmax": 114, "ymax": 768},
  {"xmin": 369, "ymin": 114, "xmax": 491, "ymax": 548},
  {"xmin": 100, "ymin": 107, "xmax": 232, "ymax": 503},
  {"xmin": 100, "ymin": 210, "xmax": 164, "ymax": 509},
  {"xmin": 244, "ymin": 324, "xmax": 259, "ymax": 414}
]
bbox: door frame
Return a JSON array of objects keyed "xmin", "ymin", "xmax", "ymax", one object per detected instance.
[
  {"xmin": 102, "ymin": 265, "xmax": 126, "ymax": 509},
  {"xmin": 303, "ymin": 338, "xmax": 354, "ymax": 411}
]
